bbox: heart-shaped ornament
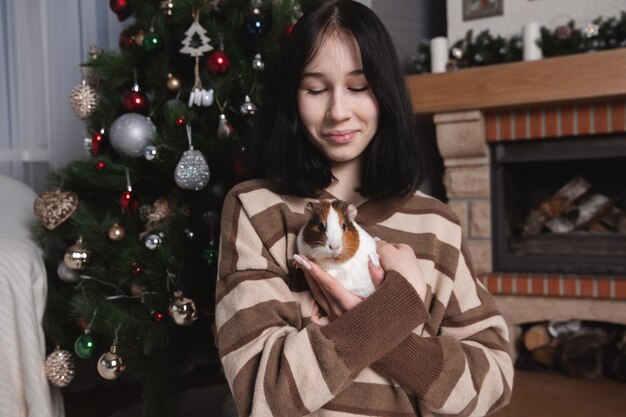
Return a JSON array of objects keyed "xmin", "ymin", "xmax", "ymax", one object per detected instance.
[{"xmin": 34, "ymin": 191, "xmax": 79, "ymax": 230}]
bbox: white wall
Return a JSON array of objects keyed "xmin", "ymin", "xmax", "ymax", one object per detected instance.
[{"xmin": 447, "ymin": 0, "xmax": 626, "ymax": 44}]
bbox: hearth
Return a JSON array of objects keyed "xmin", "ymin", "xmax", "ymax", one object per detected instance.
[{"xmin": 491, "ymin": 134, "xmax": 626, "ymax": 275}]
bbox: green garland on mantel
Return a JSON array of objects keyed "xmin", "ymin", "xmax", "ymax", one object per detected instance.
[{"xmin": 412, "ymin": 11, "xmax": 626, "ymax": 74}]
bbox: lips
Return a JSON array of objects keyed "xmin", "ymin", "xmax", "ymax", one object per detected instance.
[{"xmin": 322, "ymin": 130, "xmax": 358, "ymax": 144}]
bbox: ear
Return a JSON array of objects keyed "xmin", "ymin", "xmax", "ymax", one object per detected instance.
[
  {"xmin": 345, "ymin": 203, "xmax": 357, "ymax": 222},
  {"xmin": 304, "ymin": 202, "xmax": 316, "ymax": 219}
]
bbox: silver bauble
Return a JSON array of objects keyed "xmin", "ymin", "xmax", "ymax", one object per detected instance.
[
  {"xmin": 174, "ymin": 150, "xmax": 210, "ymax": 190},
  {"xmin": 97, "ymin": 346, "xmax": 126, "ymax": 380},
  {"xmin": 143, "ymin": 145, "xmax": 158, "ymax": 161},
  {"xmin": 44, "ymin": 347, "xmax": 76, "ymax": 387},
  {"xmin": 109, "ymin": 113, "xmax": 156, "ymax": 157},
  {"xmin": 144, "ymin": 233, "xmax": 162, "ymax": 250},
  {"xmin": 239, "ymin": 95, "xmax": 257, "ymax": 116},
  {"xmin": 252, "ymin": 53, "xmax": 265, "ymax": 71},
  {"xmin": 57, "ymin": 261, "xmax": 80, "ymax": 283},
  {"xmin": 63, "ymin": 237, "xmax": 90, "ymax": 270},
  {"xmin": 168, "ymin": 291, "xmax": 198, "ymax": 326}
]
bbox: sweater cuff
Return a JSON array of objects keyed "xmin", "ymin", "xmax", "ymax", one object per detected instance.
[{"xmin": 320, "ymin": 270, "xmax": 428, "ymax": 374}]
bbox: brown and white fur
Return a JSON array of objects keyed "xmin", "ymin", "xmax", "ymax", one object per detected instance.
[{"xmin": 296, "ymin": 199, "xmax": 377, "ymax": 298}]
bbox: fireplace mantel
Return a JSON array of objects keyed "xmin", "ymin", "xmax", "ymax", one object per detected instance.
[{"xmin": 406, "ymin": 48, "xmax": 626, "ymax": 115}]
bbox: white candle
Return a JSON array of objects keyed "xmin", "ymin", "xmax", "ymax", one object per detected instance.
[
  {"xmin": 430, "ymin": 36, "xmax": 448, "ymax": 73},
  {"xmin": 523, "ymin": 22, "xmax": 543, "ymax": 61}
]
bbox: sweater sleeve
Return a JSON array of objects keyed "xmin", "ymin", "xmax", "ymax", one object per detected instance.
[
  {"xmin": 371, "ymin": 242, "xmax": 514, "ymax": 417},
  {"xmin": 215, "ymin": 189, "xmax": 427, "ymax": 417}
]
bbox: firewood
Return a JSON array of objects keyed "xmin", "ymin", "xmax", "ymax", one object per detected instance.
[
  {"xmin": 523, "ymin": 323, "xmax": 552, "ymax": 351},
  {"xmin": 545, "ymin": 194, "xmax": 612, "ymax": 234},
  {"xmin": 531, "ymin": 338, "xmax": 561, "ymax": 367},
  {"xmin": 522, "ymin": 176, "xmax": 591, "ymax": 235},
  {"xmin": 604, "ymin": 329, "xmax": 626, "ymax": 382},
  {"xmin": 558, "ymin": 328, "xmax": 610, "ymax": 379}
]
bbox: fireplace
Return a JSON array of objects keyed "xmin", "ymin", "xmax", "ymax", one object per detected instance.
[{"xmin": 491, "ymin": 134, "xmax": 626, "ymax": 275}]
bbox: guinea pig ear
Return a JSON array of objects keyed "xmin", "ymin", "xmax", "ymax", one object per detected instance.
[
  {"xmin": 346, "ymin": 203, "xmax": 358, "ymax": 222},
  {"xmin": 304, "ymin": 202, "xmax": 316, "ymax": 219}
]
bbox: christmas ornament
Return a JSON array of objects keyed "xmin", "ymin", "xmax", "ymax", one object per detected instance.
[
  {"xmin": 168, "ymin": 291, "xmax": 198, "ymax": 326},
  {"xmin": 143, "ymin": 145, "xmax": 158, "ymax": 161},
  {"xmin": 160, "ymin": 0, "xmax": 174, "ymax": 16},
  {"xmin": 144, "ymin": 234, "xmax": 162, "ymax": 250},
  {"xmin": 284, "ymin": 23, "xmax": 295, "ymax": 38},
  {"xmin": 176, "ymin": 116, "xmax": 186, "ymax": 126},
  {"xmin": 188, "ymin": 88, "xmax": 214, "ymax": 107},
  {"xmin": 583, "ymin": 22, "xmax": 600, "ymax": 38},
  {"xmin": 57, "ymin": 261, "xmax": 80, "ymax": 283},
  {"xmin": 239, "ymin": 95, "xmax": 257, "ymax": 116},
  {"xmin": 96, "ymin": 161, "xmax": 106, "ymax": 171},
  {"xmin": 245, "ymin": 8, "xmax": 268, "ymax": 38},
  {"xmin": 74, "ymin": 332, "xmax": 96, "ymax": 359},
  {"xmin": 91, "ymin": 129, "xmax": 106, "ymax": 156},
  {"xmin": 180, "ymin": 16, "xmax": 213, "ymax": 57},
  {"xmin": 120, "ymin": 169, "xmax": 138, "ymax": 215},
  {"xmin": 63, "ymin": 237, "xmax": 90, "ymax": 270},
  {"xmin": 70, "ymin": 79, "xmax": 99, "ymax": 118},
  {"xmin": 556, "ymin": 25, "xmax": 572, "ymax": 40},
  {"xmin": 252, "ymin": 53, "xmax": 265, "ymax": 71},
  {"xmin": 152, "ymin": 311, "xmax": 166, "ymax": 322},
  {"xmin": 123, "ymin": 82, "xmax": 150, "ymax": 115},
  {"xmin": 166, "ymin": 73, "xmax": 181, "ymax": 91},
  {"xmin": 108, "ymin": 223, "xmax": 126, "ymax": 241},
  {"xmin": 109, "ymin": 0, "xmax": 132, "ymax": 21},
  {"xmin": 44, "ymin": 347, "xmax": 76, "ymax": 387},
  {"xmin": 143, "ymin": 30, "xmax": 161, "ymax": 51},
  {"xmin": 130, "ymin": 282, "xmax": 146, "ymax": 296},
  {"xmin": 175, "ymin": 126, "xmax": 210, "ymax": 190},
  {"xmin": 217, "ymin": 113, "xmax": 233, "ymax": 140},
  {"xmin": 34, "ymin": 190, "xmax": 78, "ymax": 230},
  {"xmin": 119, "ymin": 29, "xmax": 134, "ymax": 49},
  {"xmin": 110, "ymin": 113, "xmax": 156, "ymax": 158},
  {"xmin": 134, "ymin": 30, "xmax": 145, "ymax": 47},
  {"xmin": 89, "ymin": 45, "xmax": 102, "ymax": 60},
  {"xmin": 206, "ymin": 50, "xmax": 230, "ymax": 76},
  {"xmin": 203, "ymin": 248, "xmax": 218, "ymax": 266},
  {"xmin": 184, "ymin": 229, "xmax": 195, "ymax": 239},
  {"xmin": 97, "ymin": 345, "xmax": 126, "ymax": 380},
  {"xmin": 139, "ymin": 198, "xmax": 174, "ymax": 239},
  {"xmin": 131, "ymin": 262, "xmax": 142, "ymax": 276}
]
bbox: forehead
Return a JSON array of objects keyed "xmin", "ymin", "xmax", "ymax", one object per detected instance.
[{"xmin": 304, "ymin": 30, "xmax": 363, "ymax": 74}]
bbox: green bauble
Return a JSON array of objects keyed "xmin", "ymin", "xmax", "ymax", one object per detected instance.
[
  {"xmin": 143, "ymin": 31, "xmax": 161, "ymax": 51},
  {"xmin": 74, "ymin": 334, "xmax": 96, "ymax": 359},
  {"xmin": 203, "ymin": 248, "xmax": 218, "ymax": 267}
]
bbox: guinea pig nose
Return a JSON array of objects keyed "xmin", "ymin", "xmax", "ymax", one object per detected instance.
[{"xmin": 328, "ymin": 243, "xmax": 340, "ymax": 251}]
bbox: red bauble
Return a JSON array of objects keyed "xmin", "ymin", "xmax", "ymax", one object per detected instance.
[
  {"xmin": 110, "ymin": 0, "xmax": 132, "ymax": 21},
  {"xmin": 152, "ymin": 311, "xmax": 165, "ymax": 322},
  {"xmin": 123, "ymin": 90, "xmax": 150, "ymax": 114},
  {"xmin": 120, "ymin": 190, "xmax": 138, "ymax": 215},
  {"xmin": 91, "ymin": 131, "xmax": 105, "ymax": 156},
  {"xmin": 176, "ymin": 116, "xmax": 186, "ymax": 126},
  {"xmin": 284, "ymin": 23, "xmax": 295, "ymax": 38},
  {"xmin": 206, "ymin": 50, "xmax": 231, "ymax": 76},
  {"xmin": 131, "ymin": 262, "xmax": 142, "ymax": 276},
  {"xmin": 119, "ymin": 29, "xmax": 134, "ymax": 49},
  {"xmin": 96, "ymin": 161, "xmax": 106, "ymax": 171}
]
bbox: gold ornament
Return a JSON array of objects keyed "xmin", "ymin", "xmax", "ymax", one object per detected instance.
[
  {"xmin": 97, "ymin": 345, "xmax": 126, "ymax": 380},
  {"xmin": 130, "ymin": 282, "xmax": 146, "ymax": 296},
  {"xmin": 168, "ymin": 291, "xmax": 198, "ymax": 326},
  {"xmin": 34, "ymin": 190, "xmax": 78, "ymax": 230},
  {"xmin": 139, "ymin": 198, "xmax": 174, "ymax": 239},
  {"xmin": 134, "ymin": 30, "xmax": 145, "ymax": 47},
  {"xmin": 44, "ymin": 347, "xmax": 76, "ymax": 387},
  {"xmin": 160, "ymin": 0, "xmax": 174, "ymax": 16},
  {"xmin": 166, "ymin": 73, "xmax": 181, "ymax": 91},
  {"xmin": 64, "ymin": 237, "xmax": 90, "ymax": 270},
  {"xmin": 69, "ymin": 79, "xmax": 99, "ymax": 118},
  {"xmin": 108, "ymin": 223, "xmax": 126, "ymax": 241}
]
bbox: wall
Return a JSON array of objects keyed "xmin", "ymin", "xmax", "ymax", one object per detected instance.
[{"xmin": 447, "ymin": 0, "xmax": 625, "ymax": 45}]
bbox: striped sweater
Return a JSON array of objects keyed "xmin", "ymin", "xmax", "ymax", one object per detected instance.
[{"xmin": 216, "ymin": 179, "xmax": 513, "ymax": 417}]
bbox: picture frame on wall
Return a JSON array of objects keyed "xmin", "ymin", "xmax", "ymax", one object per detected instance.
[{"xmin": 463, "ymin": 0, "xmax": 504, "ymax": 21}]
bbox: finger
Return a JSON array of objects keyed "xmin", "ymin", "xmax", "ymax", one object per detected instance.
[
  {"xmin": 368, "ymin": 253, "xmax": 385, "ymax": 288},
  {"xmin": 302, "ymin": 270, "xmax": 332, "ymax": 316},
  {"xmin": 375, "ymin": 239, "xmax": 389, "ymax": 251},
  {"xmin": 311, "ymin": 314, "xmax": 330, "ymax": 326},
  {"xmin": 299, "ymin": 255, "xmax": 341, "ymax": 293}
]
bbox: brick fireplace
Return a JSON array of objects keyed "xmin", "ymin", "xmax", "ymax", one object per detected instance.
[{"xmin": 406, "ymin": 49, "xmax": 626, "ymax": 350}]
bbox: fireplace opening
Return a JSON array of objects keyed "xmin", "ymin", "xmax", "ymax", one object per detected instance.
[{"xmin": 491, "ymin": 135, "xmax": 626, "ymax": 275}]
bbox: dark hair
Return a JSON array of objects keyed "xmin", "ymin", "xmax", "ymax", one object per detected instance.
[{"xmin": 250, "ymin": 0, "xmax": 425, "ymax": 198}]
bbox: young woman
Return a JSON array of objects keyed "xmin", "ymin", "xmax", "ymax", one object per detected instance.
[{"xmin": 215, "ymin": 1, "xmax": 513, "ymax": 416}]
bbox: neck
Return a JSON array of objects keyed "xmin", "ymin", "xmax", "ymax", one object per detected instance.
[{"xmin": 326, "ymin": 158, "xmax": 368, "ymax": 206}]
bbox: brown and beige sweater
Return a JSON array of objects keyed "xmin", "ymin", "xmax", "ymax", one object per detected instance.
[{"xmin": 216, "ymin": 179, "xmax": 513, "ymax": 417}]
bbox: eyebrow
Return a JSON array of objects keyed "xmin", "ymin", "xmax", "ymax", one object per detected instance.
[{"xmin": 301, "ymin": 69, "xmax": 365, "ymax": 79}]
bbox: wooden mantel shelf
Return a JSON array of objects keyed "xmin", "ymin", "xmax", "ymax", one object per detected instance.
[{"xmin": 406, "ymin": 48, "xmax": 626, "ymax": 115}]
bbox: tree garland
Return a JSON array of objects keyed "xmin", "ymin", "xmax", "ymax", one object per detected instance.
[{"xmin": 412, "ymin": 11, "xmax": 626, "ymax": 74}]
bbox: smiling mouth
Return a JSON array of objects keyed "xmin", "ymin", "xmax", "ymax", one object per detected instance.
[{"xmin": 322, "ymin": 130, "xmax": 358, "ymax": 144}]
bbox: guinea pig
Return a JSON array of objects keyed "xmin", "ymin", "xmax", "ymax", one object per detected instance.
[{"xmin": 296, "ymin": 199, "xmax": 377, "ymax": 298}]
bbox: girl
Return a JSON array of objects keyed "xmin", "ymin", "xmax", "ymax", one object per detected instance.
[{"xmin": 215, "ymin": 1, "xmax": 513, "ymax": 416}]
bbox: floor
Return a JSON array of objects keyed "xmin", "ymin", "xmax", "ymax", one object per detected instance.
[{"xmin": 492, "ymin": 369, "xmax": 626, "ymax": 417}]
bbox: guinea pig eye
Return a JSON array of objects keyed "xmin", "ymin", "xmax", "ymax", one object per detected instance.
[
  {"xmin": 341, "ymin": 223, "xmax": 347, "ymax": 231},
  {"xmin": 318, "ymin": 222, "xmax": 326, "ymax": 233}
]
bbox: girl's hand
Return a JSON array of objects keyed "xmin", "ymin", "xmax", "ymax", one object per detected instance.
[
  {"xmin": 294, "ymin": 254, "xmax": 384, "ymax": 326},
  {"xmin": 375, "ymin": 240, "xmax": 427, "ymax": 302}
]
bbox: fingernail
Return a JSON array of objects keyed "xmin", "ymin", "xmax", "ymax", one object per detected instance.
[
  {"xmin": 293, "ymin": 254, "xmax": 312, "ymax": 270},
  {"xmin": 372, "ymin": 236, "xmax": 381, "ymax": 242},
  {"xmin": 369, "ymin": 252, "xmax": 380, "ymax": 267}
]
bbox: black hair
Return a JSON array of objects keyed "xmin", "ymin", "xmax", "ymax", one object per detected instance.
[{"xmin": 250, "ymin": 0, "xmax": 425, "ymax": 198}]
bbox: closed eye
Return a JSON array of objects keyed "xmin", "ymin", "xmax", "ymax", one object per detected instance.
[
  {"xmin": 348, "ymin": 86, "xmax": 369, "ymax": 93},
  {"xmin": 306, "ymin": 89, "xmax": 327, "ymax": 95}
]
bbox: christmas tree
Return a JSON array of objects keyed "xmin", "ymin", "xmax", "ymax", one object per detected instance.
[{"xmin": 36, "ymin": 1, "xmax": 316, "ymax": 416}]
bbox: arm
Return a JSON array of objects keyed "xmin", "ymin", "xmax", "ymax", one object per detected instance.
[
  {"xmin": 215, "ymin": 189, "xmax": 428, "ymax": 417},
  {"xmin": 371, "ymin": 243, "xmax": 514, "ymax": 417}
]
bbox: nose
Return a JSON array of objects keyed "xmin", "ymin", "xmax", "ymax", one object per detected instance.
[
  {"xmin": 326, "ymin": 90, "xmax": 351, "ymax": 121},
  {"xmin": 328, "ymin": 242, "xmax": 341, "ymax": 251}
]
